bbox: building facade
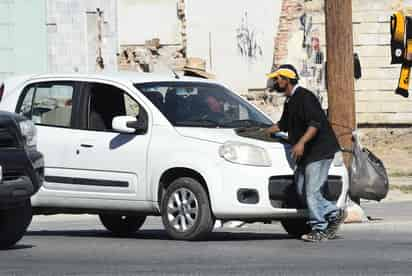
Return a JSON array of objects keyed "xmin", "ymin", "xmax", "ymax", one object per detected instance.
[
  {"xmin": 0, "ymin": 0, "xmax": 119, "ymax": 83},
  {"xmin": 273, "ymin": 0, "xmax": 412, "ymax": 125},
  {"xmin": 46, "ymin": 0, "xmax": 118, "ymax": 73},
  {"xmin": 0, "ymin": 0, "xmax": 48, "ymax": 81},
  {"xmin": 2, "ymin": 0, "xmax": 411, "ymax": 126},
  {"xmin": 116, "ymin": 0, "xmax": 282, "ymax": 94},
  {"xmin": 186, "ymin": 0, "xmax": 281, "ymax": 93}
]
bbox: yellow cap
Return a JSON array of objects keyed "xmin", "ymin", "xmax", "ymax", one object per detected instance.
[{"xmin": 266, "ymin": 68, "xmax": 298, "ymax": 80}]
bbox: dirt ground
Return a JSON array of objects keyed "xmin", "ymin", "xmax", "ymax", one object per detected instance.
[
  {"xmin": 359, "ymin": 128, "xmax": 412, "ymax": 177},
  {"xmin": 252, "ymin": 98, "xmax": 412, "ymax": 177}
]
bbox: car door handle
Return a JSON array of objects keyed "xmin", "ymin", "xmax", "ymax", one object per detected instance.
[{"xmin": 80, "ymin": 144, "xmax": 94, "ymax": 148}]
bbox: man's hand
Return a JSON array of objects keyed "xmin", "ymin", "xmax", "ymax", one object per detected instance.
[
  {"xmin": 265, "ymin": 124, "xmax": 280, "ymax": 136},
  {"xmin": 291, "ymin": 141, "xmax": 305, "ymax": 161},
  {"xmin": 291, "ymin": 126, "xmax": 318, "ymax": 161}
]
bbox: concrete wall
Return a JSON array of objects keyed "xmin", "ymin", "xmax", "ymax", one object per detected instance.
[
  {"xmin": 116, "ymin": 0, "xmax": 185, "ymax": 75},
  {"xmin": 274, "ymin": 0, "xmax": 412, "ymax": 125},
  {"xmin": 0, "ymin": 0, "xmax": 48, "ymax": 81},
  {"xmin": 186, "ymin": 0, "xmax": 282, "ymax": 94},
  {"xmin": 118, "ymin": 0, "xmax": 180, "ymax": 46},
  {"xmin": 353, "ymin": 0, "xmax": 412, "ymax": 125},
  {"xmin": 46, "ymin": 0, "xmax": 118, "ymax": 73}
]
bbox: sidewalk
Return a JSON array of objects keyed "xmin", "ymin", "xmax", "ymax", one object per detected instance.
[{"xmin": 385, "ymin": 176, "xmax": 412, "ymax": 202}]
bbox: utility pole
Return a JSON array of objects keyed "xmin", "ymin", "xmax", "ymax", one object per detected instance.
[{"xmin": 325, "ymin": 0, "xmax": 356, "ymax": 167}]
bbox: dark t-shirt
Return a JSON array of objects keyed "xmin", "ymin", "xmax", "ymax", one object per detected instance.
[{"xmin": 278, "ymin": 86, "xmax": 340, "ymax": 166}]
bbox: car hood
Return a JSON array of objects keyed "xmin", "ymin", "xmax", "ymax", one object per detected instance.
[
  {"xmin": 175, "ymin": 127, "xmax": 296, "ymax": 171},
  {"xmin": 175, "ymin": 127, "xmax": 289, "ymax": 149}
]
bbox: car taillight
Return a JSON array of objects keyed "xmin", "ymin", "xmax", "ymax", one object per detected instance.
[{"xmin": 0, "ymin": 83, "xmax": 4, "ymax": 102}]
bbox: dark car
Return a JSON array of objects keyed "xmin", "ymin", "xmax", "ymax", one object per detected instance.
[{"xmin": 0, "ymin": 111, "xmax": 44, "ymax": 249}]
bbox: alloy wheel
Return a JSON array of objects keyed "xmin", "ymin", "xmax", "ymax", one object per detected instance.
[{"xmin": 167, "ymin": 188, "xmax": 199, "ymax": 232}]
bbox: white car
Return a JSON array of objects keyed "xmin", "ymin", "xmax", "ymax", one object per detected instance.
[{"xmin": 0, "ymin": 72, "xmax": 349, "ymax": 240}]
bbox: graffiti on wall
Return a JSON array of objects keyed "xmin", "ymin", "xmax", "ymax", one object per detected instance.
[
  {"xmin": 236, "ymin": 12, "xmax": 263, "ymax": 58},
  {"xmin": 299, "ymin": 9, "xmax": 325, "ymax": 104}
]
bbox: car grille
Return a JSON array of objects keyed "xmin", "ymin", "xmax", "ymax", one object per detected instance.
[
  {"xmin": 268, "ymin": 175, "xmax": 343, "ymax": 202},
  {"xmin": 0, "ymin": 127, "xmax": 19, "ymax": 148},
  {"xmin": 2, "ymin": 169, "xmax": 25, "ymax": 182}
]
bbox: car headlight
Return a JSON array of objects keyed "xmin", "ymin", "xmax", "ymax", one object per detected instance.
[
  {"xmin": 19, "ymin": 120, "xmax": 37, "ymax": 148},
  {"xmin": 219, "ymin": 141, "xmax": 272, "ymax": 167},
  {"xmin": 333, "ymin": 151, "xmax": 344, "ymax": 167}
]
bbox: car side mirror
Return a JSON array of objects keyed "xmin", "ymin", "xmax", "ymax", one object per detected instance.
[
  {"xmin": 112, "ymin": 116, "xmax": 137, "ymax": 133},
  {"xmin": 112, "ymin": 111, "xmax": 148, "ymax": 134}
]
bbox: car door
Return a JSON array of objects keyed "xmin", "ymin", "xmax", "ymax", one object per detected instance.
[
  {"xmin": 55, "ymin": 81, "xmax": 151, "ymax": 201},
  {"xmin": 15, "ymin": 81, "xmax": 84, "ymax": 196}
]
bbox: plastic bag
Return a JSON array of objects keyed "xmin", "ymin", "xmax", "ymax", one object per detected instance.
[{"xmin": 349, "ymin": 132, "xmax": 389, "ymax": 201}]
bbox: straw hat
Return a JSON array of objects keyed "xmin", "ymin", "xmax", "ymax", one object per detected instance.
[{"xmin": 183, "ymin": 57, "xmax": 215, "ymax": 79}]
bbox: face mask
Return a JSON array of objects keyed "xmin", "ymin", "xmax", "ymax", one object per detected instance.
[
  {"xmin": 274, "ymin": 83, "xmax": 286, "ymax": 93},
  {"xmin": 267, "ymin": 78, "xmax": 283, "ymax": 93}
]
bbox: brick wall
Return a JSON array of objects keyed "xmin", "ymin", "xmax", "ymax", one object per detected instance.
[
  {"xmin": 273, "ymin": 0, "xmax": 303, "ymax": 68},
  {"xmin": 273, "ymin": 0, "xmax": 412, "ymax": 125}
]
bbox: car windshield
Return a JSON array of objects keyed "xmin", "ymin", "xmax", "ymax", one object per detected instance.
[{"xmin": 135, "ymin": 82, "xmax": 273, "ymax": 128}]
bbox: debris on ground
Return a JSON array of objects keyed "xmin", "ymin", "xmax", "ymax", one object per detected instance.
[{"xmin": 359, "ymin": 128, "xmax": 412, "ymax": 177}]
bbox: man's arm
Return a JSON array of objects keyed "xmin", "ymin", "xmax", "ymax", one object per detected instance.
[
  {"xmin": 291, "ymin": 126, "xmax": 318, "ymax": 161},
  {"xmin": 299, "ymin": 126, "xmax": 318, "ymax": 145},
  {"xmin": 266, "ymin": 102, "xmax": 289, "ymax": 135},
  {"xmin": 291, "ymin": 92, "xmax": 324, "ymax": 160},
  {"xmin": 265, "ymin": 124, "xmax": 281, "ymax": 135}
]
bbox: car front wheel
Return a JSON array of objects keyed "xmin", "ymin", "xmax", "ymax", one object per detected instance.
[
  {"xmin": 161, "ymin": 177, "xmax": 214, "ymax": 241},
  {"xmin": 99, "ymin": 214, "xmax": 146, "ymax": 237},
  {"xmin": 0, "ymin": 200, "xmax": 33, "ymax": 249}
]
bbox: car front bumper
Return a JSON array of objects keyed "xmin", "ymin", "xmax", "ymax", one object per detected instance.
[
  {"xmin": 0, "ymin": 148, "xmax": 44, "ymax": 207},
  {"xmin": 212, "ymin": 159, "xmax": 349, "ymax": 221}
]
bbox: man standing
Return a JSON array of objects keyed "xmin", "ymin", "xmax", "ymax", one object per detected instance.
[{"xmin": 266, "ymin": 64, "xmax": 345, "ymax": 242}]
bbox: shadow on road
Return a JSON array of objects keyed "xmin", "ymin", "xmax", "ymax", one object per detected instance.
[
  {"xmin": 0, "ymin": 244, "xmax": 35, "ymax": 251},
  {"xmin": 25, "ymin": 229, "xmax": 294, "ymax": 242}
]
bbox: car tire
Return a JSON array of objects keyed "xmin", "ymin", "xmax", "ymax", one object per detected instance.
[
  {"xmin": 281, "ymin": 219, "xmax": 311, "ymax": 238},
  {"xmin": 99, "ymin": 214, "xmax": 146, "ymax": 237},
  {"xmin": 0, "ymin": 200, "xmax": 33, "ymax": 249},
  {"xmin": 161, "ymin": 177, "xmax": 215, "ymax": 241},
  {"xmin": 280, "ymin": 185, "xmax": 311, "ymax": 238}
]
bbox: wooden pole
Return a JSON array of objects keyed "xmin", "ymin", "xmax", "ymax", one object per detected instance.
[{"xmin": 325, "ymin": 0, "xmax": 356, "ymax": 167}]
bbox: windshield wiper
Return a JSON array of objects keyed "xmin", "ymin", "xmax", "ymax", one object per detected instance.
[
  {"xmin": 175, "ymin": 119, "xmax": 221, "ymax": 128},
  {"xmin": 222, "ymin": 119, "xmax": 272, "ymax": 128}
]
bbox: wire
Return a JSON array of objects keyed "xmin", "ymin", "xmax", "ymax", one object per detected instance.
[
  {"xmin": 330, "ymin": 122, "xmax": 355, "ymax": 131},
  {"xmin": 329, "ymin": 122, "xmax": 356, "ymax": 153}
]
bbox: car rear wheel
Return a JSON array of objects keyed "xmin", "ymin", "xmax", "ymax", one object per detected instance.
[
  {"xmin": 0, "ymin": 200, "xmax": 33, "ymax": 249},
  {"xmin": 99, "ymin": 214, "xmax": 146, "ymax": 237},
  {"xmin": 161, "ymin": 177, "xmax": 214, "ymax": 241},
  {"xmin": 281, "ymin": 219, "xmax": 311, "ymax": 238}
]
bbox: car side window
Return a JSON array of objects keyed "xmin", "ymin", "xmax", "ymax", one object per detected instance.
[
  {"xmin": 17, "ymin": 83, "xmax": 75, "ymax": 127},
  {"xmin": 86, "ymin": 83, "xmax": 142, "ymax": 132}
]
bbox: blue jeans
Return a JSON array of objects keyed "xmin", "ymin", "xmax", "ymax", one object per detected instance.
[{"xmin": 295, "ymin": 159, "xmax": 338, "ymax": 231}]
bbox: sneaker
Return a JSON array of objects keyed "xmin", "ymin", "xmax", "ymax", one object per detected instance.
[
  {"xmin": 301, "ymin": 230, "xmax": 328, "ymax": 242},
  {"xmin": 325, "ymin": 209, "xmax": 347, "ymax": 239}
]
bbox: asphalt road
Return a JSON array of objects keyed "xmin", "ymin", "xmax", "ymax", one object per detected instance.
[{"xmin": 1, "ymin": 201, "xmax": 412, "ymax": 276}]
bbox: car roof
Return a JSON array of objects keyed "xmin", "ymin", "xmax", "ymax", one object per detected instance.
[{"xmin": 6, "ymin": 71, "xmax": 219, "ymax": 86}]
